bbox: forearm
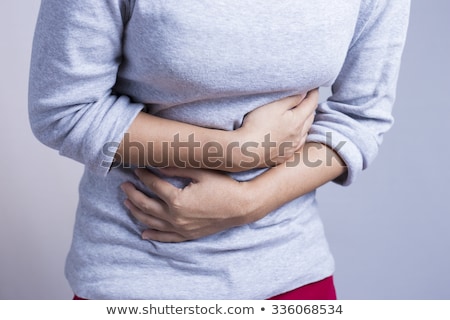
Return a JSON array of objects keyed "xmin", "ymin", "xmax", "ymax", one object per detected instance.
[
  {"xmin": 115, "ymin": 92, "xmax": 314, "ymax": 172},
  {"xmin": 115, "ymin": 111, "xmax": 241, "ymax": 170},
  {"xmin": 243, "ymin": 142, "xmax": 346, "ymax": 222}
]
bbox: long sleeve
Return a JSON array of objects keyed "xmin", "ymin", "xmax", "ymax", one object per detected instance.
[
  {"xmin": 28, "ymin": 0, "xmax": 142, "ymax": 176},
  {"xmin": 306, "ymin": 0, "xmax": 410, "ymax": 186}
]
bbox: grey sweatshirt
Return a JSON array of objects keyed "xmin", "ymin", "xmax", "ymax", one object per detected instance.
[{"xmin": 29, "ymin": 0, "xmax": 410, "ymax": 299}]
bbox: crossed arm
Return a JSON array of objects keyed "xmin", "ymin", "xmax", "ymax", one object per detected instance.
[
  {"xmin": 118, "ymin": 90, "xmax": 346, "ymax": 242},
  {"xmin": 28, "ymin": 0, "xmax": 409, "ymax": 244}
]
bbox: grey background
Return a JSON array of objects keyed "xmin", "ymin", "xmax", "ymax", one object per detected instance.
[{"xmin": 0, "ymin": 1, "xmax": 448, "ymax": 299}]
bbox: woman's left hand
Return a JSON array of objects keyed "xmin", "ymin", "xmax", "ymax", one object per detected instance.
[{"xmin": 121, "ymin": 168, "xmax": 256, "ymax": 242}]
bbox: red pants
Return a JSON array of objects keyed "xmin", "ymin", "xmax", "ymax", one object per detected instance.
[
  {"xmin": 74, "ymin": 276, "xmax": 336, "ymax": 300},
  {"xmin": 268, "ymin": 276, "xmax": 336, "ymax": 300}
]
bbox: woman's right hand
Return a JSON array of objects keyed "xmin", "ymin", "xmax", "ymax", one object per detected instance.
[{"xmin": 232, "ymin": 89, "xmax": 319, "ymax": 170}]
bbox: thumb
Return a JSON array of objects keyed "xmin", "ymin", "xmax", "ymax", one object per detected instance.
[
  {"xmin": 293, "ymin": 88, "xmax": 319, "ymax": 116},
  {"xmin": 265, "ymin": 94, "xmax": 305, "ymax": 112}
]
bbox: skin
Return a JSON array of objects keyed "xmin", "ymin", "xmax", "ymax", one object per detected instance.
[
  {"xmin": 115, "ymin": 92, "xmax": 317, "ymax": 171},
  {"xmin": 118, "ymin": 89, "xmax": 347, "ymax": 242}
]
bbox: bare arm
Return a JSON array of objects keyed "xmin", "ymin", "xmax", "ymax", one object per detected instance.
[
  {"xmin": 28, "ymin": 0, "xmax": 316, "ymax": 176},
  {"xmin": 120, "ymin": 0, "xmax": 409, "ymax": 242},
  {"xmin": 243, "ymin": 143, "xmax": 346, "ymax": 221},
  {"xmin": 121, "ymin": 143, "xmax": 345, "ymax": 242},
  {"xmin": 115, "ymin": 111, "xmax": 231, "ymax": 169},
  {"xmin": 115, "ymin": 92, "xmax": 317, "ymax": 172}
]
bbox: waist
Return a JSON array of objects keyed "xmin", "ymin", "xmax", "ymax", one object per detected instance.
[{"xmin": 65, "ymin": 167, "xmax": 332, "ymax": 299}]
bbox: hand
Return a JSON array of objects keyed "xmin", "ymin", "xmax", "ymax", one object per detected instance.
[
  {"xmin": 121, "ymin": 167, "xmax": 255, "ymax": 242},
  {"xmin": 233, "ymin": 89, "xmax": 318, "ymax": 169}
]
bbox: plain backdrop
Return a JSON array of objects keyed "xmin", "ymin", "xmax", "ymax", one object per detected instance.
[{"xmin": 1, "ymin": 1, "xmax": 449, "ymax": 299}]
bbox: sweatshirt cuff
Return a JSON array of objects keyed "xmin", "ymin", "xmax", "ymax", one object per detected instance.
[{"xmin": 306, "ymin": 128, "xmax": 364, "ymax": 187}]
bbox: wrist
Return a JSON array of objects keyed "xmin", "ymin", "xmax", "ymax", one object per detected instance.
[{"xmin": 236, "ymin": 178, "xmax": 270, "ymax": 224}]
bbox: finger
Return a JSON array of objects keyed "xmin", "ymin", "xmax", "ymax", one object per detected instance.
[
  {"xmin": 121, "ymin": 182, "xmax": 172, "ymax": 220},
  {"xmin": 261, "ymin": 94, "xmax": 305, "ymax": 112},
  {"xmin": 141, "ymin": 229, "xmax": 187, "ymax": 243},
  {"xmin": 306, "ymin": 88, "xmax": 319, "ymax": 98},
  {"xmin": 125, "ymin": 202, "xmax": 173, "ymax": 232},
  {"xmin": 279, "ymin": 94, "xmax": 305, "ymax": 110},
  {"xmin": 124, "ymin": 198, "xmax": 173, "ymax": 232},
  {"xmin": 293, "ymin": 88, "xmax": 319, "ymax": 116},
  {"xmin": 302, "ymin": 88, "xmax": 319, "ymax": 109},
  {"xmin": 302, "ymin": 111, "xmax": 316, "ymax": 135},
  {"xmin": 134, "ymin": 168, "xmax": 180, "ymax": 204}
]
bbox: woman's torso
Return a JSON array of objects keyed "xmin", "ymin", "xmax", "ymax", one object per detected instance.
[{"xmin": 67, "ymin": 0, "xmax": 362, "ymax": 299}]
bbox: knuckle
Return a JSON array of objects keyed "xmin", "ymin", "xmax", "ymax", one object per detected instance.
[
  {"xmin": 136, "ymin": 198, "xmax": 150, "ymax": 212},
  {"xmin": 167, "ymin": 188, "xmax": 181, "ymax": 205},
  {"xmin": 171, "ymin": 215, "xmax": 189, "ymax": 230},
  {"xmin": 170, "ymin": 195, "xmax": 183, "ymax": 211},
  {"xmin": 291, "ymin": 140, "xmax": 301, "ymax": 150},
  {"xmin": 171, "ymin": 215, "xmax": 183, "ymax": 226},
  {"xmin": 148, "ymin": 179, "xmax": 160, "ymax": 193}
]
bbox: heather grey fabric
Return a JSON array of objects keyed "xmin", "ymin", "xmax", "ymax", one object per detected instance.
[{"xmin": 28, "ymin": 0, "xmax": 409, "ymax": 299}]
